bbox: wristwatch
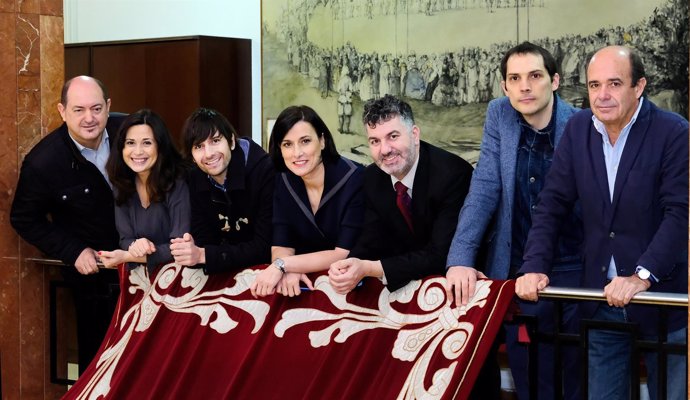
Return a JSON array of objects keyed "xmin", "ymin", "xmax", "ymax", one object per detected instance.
[
  {"xmin": 272, "ymin": 258, "xmax": 286, "ymax": 274},
  {"xmin": 635, "ymin": 266, "xmax": 651, "ymax": 281}
]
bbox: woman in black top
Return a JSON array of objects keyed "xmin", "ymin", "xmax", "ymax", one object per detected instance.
[{"xmin": 250, "ymin": 105, "xmax": 365, "ymax": 297}]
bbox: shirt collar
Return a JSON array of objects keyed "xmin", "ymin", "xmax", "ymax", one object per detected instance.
[
  {"xmin": 69, "ymin": 129, "xmax": 109, "ymax": 153},
  {"xmin": 517, "ymin": 93, "xmax": 557, "ymax": 145},
  {"xmin": 207, "ymin": 174, "xmax": 228, "ymax": 192},
  {"xmin": 592, "ymin": 97, "xmax": 644, "ymax": 143},
  {"xmin": 390, "ymin": 151, "xmax": 420, "ymax": 196}
]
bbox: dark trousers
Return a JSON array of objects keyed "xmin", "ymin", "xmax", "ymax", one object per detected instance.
[
  {"xmin": 506, "ymin": 298, "xmax": 581, "ymax": 400},
  {"xmin": 62, "ymin": 268, "xmax": 119, "ymax": 374}
]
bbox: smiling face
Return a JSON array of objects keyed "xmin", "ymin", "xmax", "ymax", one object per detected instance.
[
  {"xmin": 58, "ymin": 77, "xmax": 111, "ymax": 149},
  {"xmin": 123, "ymin": 124, "xmax": 158, "ymax": 181},
  {"xmin": 502, "ymin": 52, "xmax": 559, "ymax": 130},
  {"xmin": 366, "ymin": 115, "xmax": 420, "ymax": 181},
  {"xmin": 280, "ymin": 121, "xmax": 325, "ymax": 180},
  {"xmin": 587, "ymin": 47, "xmax": 646, "ymax": 136},
  {"xmin": 191, "ymin": 131, "xmax": 234, "ymax": 184}
]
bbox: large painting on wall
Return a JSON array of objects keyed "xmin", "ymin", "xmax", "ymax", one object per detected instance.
[{"xmin": 262, "ymin": 0, "xmax": 688, "ymax": 164}]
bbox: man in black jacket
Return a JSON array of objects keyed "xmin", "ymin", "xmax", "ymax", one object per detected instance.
[
  {"xmin": 10, "ymin": 76, "xmax": 125, "ymax": 373},
  {"xmin": 170, "ymin": 108, "xmax": 274, "ymax": 273},
  {"xmin": 329, "ymin": 95, "xmax": 473, "ymax": 293}
]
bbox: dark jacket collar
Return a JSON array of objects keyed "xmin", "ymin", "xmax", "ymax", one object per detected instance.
[
  {"xmin": 59, "ymin": 116, "xmax": 122, "ymax": 163},
  {"xmin": 282, "ymin": 156, "xmax": 357, "ymax": 213},
  {"xmin": 224, "ymin": 138, "xmax": 249, "ymax": 191},
  {"xmin": 193, "ymin": 138, "xmax": 252, "ymax": 193}
]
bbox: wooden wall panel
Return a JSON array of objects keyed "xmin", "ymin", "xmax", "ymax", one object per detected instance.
[
  {"xmin": 199, "ymin": 37, "xmax": 252, "ymax": 137},
  {"xmin": 145, "ymin": 40, "xmax": 200, "ymax": 141},
  {"xmin": 92, "ymin": 44, "xmax": 147, "ymax": 115},
  {"xmin": 65, "ymin": 36, "xmax": 252, "ymax": 147}
]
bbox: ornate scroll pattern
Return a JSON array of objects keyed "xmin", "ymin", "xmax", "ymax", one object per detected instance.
[
  {"xmin": 74, "ymin": 264, "xmax": 495, "ymax": 400},
  {"xmin": 274, "ymin": 276, "xmax": 493, "ymax": 400},
  {"xmin": 76, "ymin": 264, "xmax": 269, "ymax": 400}
]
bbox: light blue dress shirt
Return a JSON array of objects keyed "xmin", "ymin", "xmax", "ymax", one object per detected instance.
[
  {"xmin": 592, "ymin": 97, "xmax": 648, "ymax": 280},
  {"xmin": 69, "ymin": 130, "xmax": 111, "ymax": 186}
]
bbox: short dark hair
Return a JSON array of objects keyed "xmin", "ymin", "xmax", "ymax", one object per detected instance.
[
  {"xmin": 500, "ymin": 41, "xmax": 558, "ymax": 81},
  {"xmin": 107, "ymin": 109, "xmax": 184, "ymax": 205},
  {"xmin": 182, "ymin": 108, "xmax": 238, "ymax": 158},
  {"xmin": 60, "ymin": 76, "xmax": 109, "ymax": 105},
  {"xmin": 628, "ymin": 48, "xmax": 646, "ymax": 87},
  {"xmin": 268, "ymin": 105, "xmax": 339, "ymax": 171},
  {"xmin": 362, "ymin": 94, "xmax": 415, "ymax": 130}
]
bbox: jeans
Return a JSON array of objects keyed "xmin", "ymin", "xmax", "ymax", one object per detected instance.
[
  {"xmin": 506, "ymin": 269, "xmax": 582, "ymax": 400},
  {"xmin": 588, "ymin": 304, "xmax": 687, "ymax": 400}
]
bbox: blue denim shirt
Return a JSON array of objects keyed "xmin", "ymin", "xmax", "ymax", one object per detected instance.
[{"xmin": 510, "ymin": 105, "xmax": 583, "ymax": 276}]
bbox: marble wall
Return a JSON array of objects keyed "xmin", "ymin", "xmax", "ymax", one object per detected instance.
[{"xmin": 0, "ymin": 0, "xmax": 65, "ymax": 399}]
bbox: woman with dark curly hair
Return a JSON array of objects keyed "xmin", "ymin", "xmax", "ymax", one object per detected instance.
[{"xmin": 99, "ymin": 109, "xmax": 190, "ymax": 271}]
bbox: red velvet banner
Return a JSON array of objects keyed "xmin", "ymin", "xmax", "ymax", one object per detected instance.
[{"xmin": 63, "ymin": 264, "xmax": 515, "ymax": 400}]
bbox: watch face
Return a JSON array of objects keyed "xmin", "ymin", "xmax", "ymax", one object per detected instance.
[
  {"xmin": 274, "ymin": 258, "xmax": 285, "ymax": 273},
  {"xmin": 637, "ymin": 269, "xmax": 650, "ymax": 280}
]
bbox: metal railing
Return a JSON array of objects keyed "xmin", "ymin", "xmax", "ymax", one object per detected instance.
[
  {"xmin": 24, "ymin": 257, "xmax": 689, "ymax": 397},
  {"xmin": 26, "ymin": 257, "xmax": 113, "ymax": 385},
  {"xmin": 517, "ymin": 285, "xmax": 687, "ymax": 400},
  {"xmin": 539, "ymin": 286, "xmax": 688, "ymax": 307},
  {"xmin": 29, "ymin": 258, "xmax": 686, "ymax": 307},
  {"xmin": 26, "ymin": 257, "xmax": 106, "ymax": 268}
]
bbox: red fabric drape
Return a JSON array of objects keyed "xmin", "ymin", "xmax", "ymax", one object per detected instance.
[{"xmin": 64, "ymin": 264, "xmax": 515, "ymax": 400}]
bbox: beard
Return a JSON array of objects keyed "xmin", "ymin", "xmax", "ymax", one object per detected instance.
[{"xmin": 375, "ymin": 140, "xmax": 417, "ymax": 179}]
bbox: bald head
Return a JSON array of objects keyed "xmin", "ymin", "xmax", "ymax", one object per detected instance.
[
  {"xmin": 587, "ymin": 46, "xmax": 646, "ymax": 136},
  {"xmin": 60, "ymin": 76, "xmax": 109, "ymax": 106},
  {"xmin": 590, "ymin": 45, "xmax": 630, "ymax": 61},
  {"xmin": 588, "ymin": 46, "xmax": 645, "ymax": 88},
  {"xmin": 57, "ymin": 76, "xmax": 111, "ymax": 149}
]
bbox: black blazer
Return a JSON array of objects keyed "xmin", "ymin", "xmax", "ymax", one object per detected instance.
[
  {"xmin": 351, "ymin": 141, "xmax": 473, "ymax": 291},
  {"xmin": 10, "ymin": 116, "xmax": 126, "ymax": 265}
]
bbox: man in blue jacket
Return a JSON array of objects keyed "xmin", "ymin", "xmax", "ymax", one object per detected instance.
[
  {"xmin": 517, "ymin": 46, "xmax": 687, "ymax": 400},
  {"xmin": 445, "ymin": 42, "xmax": 582, "ymax": 400}
]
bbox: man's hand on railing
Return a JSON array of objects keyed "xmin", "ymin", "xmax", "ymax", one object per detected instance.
[
  {"xmin": 603, "ymin": 275, "xmax": 651, "ymax": 308},
  {"xmin": 515, "ymin": 272, "xmax": 550, "ymax": 302},
  {"xmin": 74, "ymin": 248, "xmax": 101, "ymax": 275}
]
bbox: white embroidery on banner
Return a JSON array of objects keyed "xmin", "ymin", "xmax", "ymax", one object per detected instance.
[
  {"xmin": 274, "ymin": 276, "xmax": 492, "ymax": 400},
  {"xmin": 75, "ymin": 264, "xmax": 492, "ymax": 400},
  {"xmin": 76, "ymin": 264, "xmax": 268, "ymax": 400}
]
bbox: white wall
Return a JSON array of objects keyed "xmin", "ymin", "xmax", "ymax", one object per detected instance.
[{"xmin": 64, "ymin": 0, "xmax": 262, "ymax": 143}]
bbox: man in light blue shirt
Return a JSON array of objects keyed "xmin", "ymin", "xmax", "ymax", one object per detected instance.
[{"xmin": 70, "ymin": 130, "xmax": 111, "ymax": 185}]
